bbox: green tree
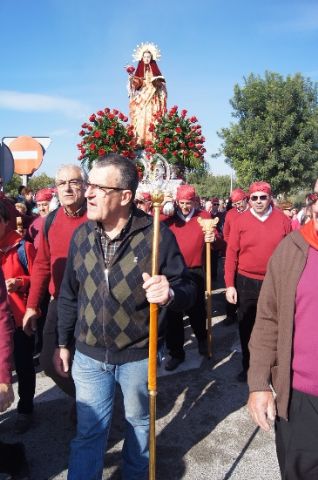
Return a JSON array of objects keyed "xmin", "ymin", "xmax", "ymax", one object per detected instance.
[
  {"xmin": 217, "ymin": 72, "xmax": 318, "ymax": 195},
  {"xmin": 28, "ymin": 173, "xmax": 55, "ymax": 191},
  {"xmin": 4, "ymin": 172, "xmax": 54, "ymax": 198},
  {"xmin": 187, "ymin": 171, "xmax": 235, "ymax": 198}
]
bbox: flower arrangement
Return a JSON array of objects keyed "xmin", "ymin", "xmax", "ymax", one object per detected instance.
[
  {"xmin": 77, "ymin": 108, "xmax": 137, "ymax": 170},
  {"xmin": 144, "ymin": 106, "xmax": 206, "ymax": 170}
]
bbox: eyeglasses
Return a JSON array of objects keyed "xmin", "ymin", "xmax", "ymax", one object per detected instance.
[
  {"xmin": 85, "ymin": 181, "xmax": 126, "ymax": 194},
  {"xmin": 213, "ymin": 203, "xmax": 219, "ymax": 206},
  {"xmin": 250, "ymin": 195, "xmax": 269, "ymax": 201},
  {"xmin": 56, "ymin": 179, "xmax": 84, "ymax": 189}
]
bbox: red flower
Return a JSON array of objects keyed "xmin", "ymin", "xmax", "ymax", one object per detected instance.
[
  {"xmin": 175, "ymin": 127, "xmax": 182, "ymax": 134},
  {"xmin": 188, "ymin": 142, "xmax": 195, "ymax": 148},
  {"xmin": 94, "ymin": 131, "xmax": 101, "ymax": 138},
  {"xmin": 164, "ymin": 138, "xmax": 171, "ymax": 145},
  {"xmin": 97, "ymin": 110, "xmax": 105, "ymax": 117},
  {"xmin": 113, "ymin": 109, "xmax": 119, "ymax": 115},
  {"xmin": 190, "ymin": 116, "xmax": 198, "ymax": 123},
  {"xmin": 173, "ymin": 150, "xmax": 178, "ymax": 156},
  {"xmin": 90, "ymin": 143, "xmax": 96, "ymax": 151},
  {"xmin": 126, "ymin": 65, "xmax": 135, "ymax": 74},
  {"xmin": 107, "ymin": 128, "xmax": 115, "ymax": 136},
  {"xmin": 89, "ymin": 114, "xmax": 96, "ymax": 122},
  {"xmin": 87, "ymin": 125, "xmax": 93, "ymax": 131},
  {"xmin": 148, "ymin": 123, "xmax": 155, "ymax": 132},
  {"xmin": 193, "ymin": 152, "xmax": 200, "ymax": 158},
  {"xmin": 162, "ymin": 148, "xmax": 168, "ymax": 154},
  {"xmin": 81, "ymin": 123, "xmax": 89, "ymax": 128},
  {"xmin": 181, "ymin": 109, "xmax": 187, "ymax": 117},
  {"xmin": 98, "ymin": 148, "xmax": 106, "ymax": 156},
  {"xmin": 79, "ymin": 130, "xmax": 85, "ymax": 136},
  {"xmin": 108, "ymin": 113, "xmax": 115, "ymax": 120},
  {"xmin": 104, "ymin": 107, "xmax": 110, "ymax": 113},
  {"xmin": 123, "ymin": 116, "xmax": 128, "ymax": 122}
]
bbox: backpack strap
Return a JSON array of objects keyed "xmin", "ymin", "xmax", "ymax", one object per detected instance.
[
  {"xmin": 17, "ymin": 239, "xmax": 29, "ymax": 274},
  {"xmin": 44, "ymin": 208, "xmax": 59, "ymax": 240}
]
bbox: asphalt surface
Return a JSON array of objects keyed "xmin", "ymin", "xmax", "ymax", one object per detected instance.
[{"xmin": 0, "ymin": 270, "xmax": 281, "ymax": 480}]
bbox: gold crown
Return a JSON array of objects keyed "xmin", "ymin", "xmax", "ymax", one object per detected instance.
[{"xmin": 132, "ymin": 42, "xmax": 161, "ymax": 62}]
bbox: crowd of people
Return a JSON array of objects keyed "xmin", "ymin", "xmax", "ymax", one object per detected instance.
[{"xmin": 0, "ymin": 154, "xmax": 317, "ymax": 479}]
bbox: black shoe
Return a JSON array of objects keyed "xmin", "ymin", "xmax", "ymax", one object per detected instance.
[
  {"xmin": 165, "ymin": 357, "xmax": 184, "ymax": 371},
  {"xmin": 0, "ymin": 441, "xmax": 30, "ymax": 478},
  {"xmin": 237, "ymin": 371, "xmax": 247, "ymax": 383},
  {"xmin": 198, "ymin": 339, "xmax": 208, "ymax": 356}
]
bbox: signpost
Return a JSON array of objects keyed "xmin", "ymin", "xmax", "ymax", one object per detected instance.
[{"xmin": 2, "ymin": 136, "xmax": 51, "ymax": 185}]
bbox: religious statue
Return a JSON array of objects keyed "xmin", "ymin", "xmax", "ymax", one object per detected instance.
[{"xmin": 126, "ymin": 42, "xmax": 167, "ymax": 146}]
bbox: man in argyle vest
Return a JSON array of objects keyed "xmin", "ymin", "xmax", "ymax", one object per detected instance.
[{"xmin": 54, "ymin": 154, "xmax": 195, "ymax": 480}]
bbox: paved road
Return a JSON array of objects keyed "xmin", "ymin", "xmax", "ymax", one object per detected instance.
[{"xmin": 0, "ymin": 279, "xmax": 281, "ymax": 479}]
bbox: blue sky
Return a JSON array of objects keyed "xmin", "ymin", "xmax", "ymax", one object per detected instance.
[{"xmin": 1, "ymin": 0, "xmax": 317, "ymax": 179}]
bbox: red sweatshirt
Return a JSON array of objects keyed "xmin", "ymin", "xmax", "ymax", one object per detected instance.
[
  {"xmin": 223, "ymin": 208, "xmax": 241, "ymax": 243},
  {"xmin": 27, "ymin": 207, "xmax": 87, "ymax": 308},
  {"xmin": 164, "ymin": 209, "xmax": 211, "ymax": 268},
  {"xmin": 225, "ymin": 208, "xmax": 291, "ymax": 287}
]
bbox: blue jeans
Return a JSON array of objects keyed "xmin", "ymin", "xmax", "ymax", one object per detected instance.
[{"xmin": 68, "ymin": 350, "xmax": 149, "ymax": 480}]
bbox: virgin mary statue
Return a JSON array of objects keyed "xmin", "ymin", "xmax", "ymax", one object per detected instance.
[{"xmin": 127, "ymin": 43, "xmax": 167, "ymax": 146}]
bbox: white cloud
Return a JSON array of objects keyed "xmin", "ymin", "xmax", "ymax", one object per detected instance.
[{"xmin": 0, "ymin": 90, "xmax": 88, "ymax": 119}]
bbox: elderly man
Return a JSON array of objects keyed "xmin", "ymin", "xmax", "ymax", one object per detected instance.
[
  {"xmin": 54, "ymin": 154, "xmax": 195, "ymax": 480},
  {"xmin": 23, "ymin": 165, "xmax": 87, "ymax": 396},
  {"xmin": 222, "ymin": 188, "xmax": 249, "ymax": 326},
  {"xmin": 248, "ymin": 191, "xmax": 318, "ymax": 478},
  {"xmin": 225, "ymin": 181, "xmax": 291, "ymax": 381},
  {"xmin": 28, "ymin": 188, "xmax": 53, "ymax": 250},
  {"xmin": 164, "ymin": 184, "xmax": 215, "ymax": 370}
]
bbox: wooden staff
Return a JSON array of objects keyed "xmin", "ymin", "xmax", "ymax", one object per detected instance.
[
  {"xmin": 148, "ymin": 190, "xmax": 164, "ymax": 480},
  {"xmin": 197, "ymin": 217, "xmax": 219, "ymax": 358}
]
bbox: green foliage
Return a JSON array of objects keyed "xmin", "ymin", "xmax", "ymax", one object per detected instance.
[
  {"xmin": 3, "ymin": 173, "xmax": 22, "ymax": 198},
  {"xmin": 187, "ymin": 171, "xmax": 235, "ymax": 198},
  {"xmin": 4, "ymin": 172, "xmax": 54, "ymax": 198},
  {"xmin": 28, "ymin": 173, "xmax": 55, "ymax": 191},
  {"xmin": 218, "ymin": 72, "xmax": 318, "ymax": 195}
]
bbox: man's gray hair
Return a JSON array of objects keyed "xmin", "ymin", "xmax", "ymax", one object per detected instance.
[
  {"xmin": 94, "ymin": 154, "xmax": 139, "ymax": 197},
  {"xmin": 55, "ymin": 164, "xmax": 87, "ymax": 182}
]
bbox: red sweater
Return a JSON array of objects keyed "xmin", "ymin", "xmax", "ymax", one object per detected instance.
[
  {"xmin": 225, "ymin": 208, "xmax": 291, "ymax": 287},
  {"xmin": 0, "ymin": 268, "xmax": 14, "ymax": 384},
  {"xmin": 27, "ymin": 207, "xmax": 87, "ymax": 307},
  {"xmin": 223, "ymin": 208, "xmax": 241, "ymax": 243},
  {"xmin": 164, "ymin": 209, "xmax": 211, "ymax": 268}
]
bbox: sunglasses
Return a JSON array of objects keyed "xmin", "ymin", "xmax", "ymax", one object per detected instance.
[{"xmin": 250, "ymin": 195, "xmax": 268, "ymax": 201}]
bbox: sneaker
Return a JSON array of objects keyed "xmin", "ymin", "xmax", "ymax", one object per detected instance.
[
  {"xmin": 14, "ymin": 414, "xmax": 33, "ymax": 434},
  {"xmin": 237, "ymin": 371, "xmax": 247, "ymax": 383},
  {"xmin": 198, "ymin": 339, "xmax": 208, "ymax": 356},
  {"xmin": 164, "ymin": 357, "xmax": 184, "ymax": 371}
]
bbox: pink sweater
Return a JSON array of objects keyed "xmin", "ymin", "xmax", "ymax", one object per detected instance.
[{"xmin": 292, "ymin": 247, "xmax": 318, "ymax": 396}]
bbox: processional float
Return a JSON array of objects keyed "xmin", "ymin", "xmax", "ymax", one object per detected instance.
[{"xmin": 77, "ymin": 41, "xmax": 216, "ymax": 480}]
